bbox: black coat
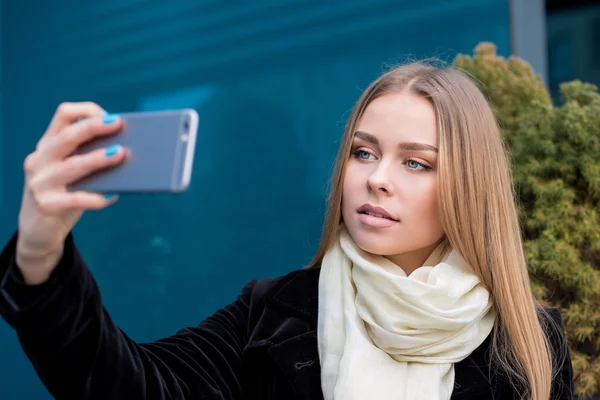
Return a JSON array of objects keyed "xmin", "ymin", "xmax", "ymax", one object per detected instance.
[{"xmin": 0, "ymin": 232, "xmax": 574, "ymax": 399}]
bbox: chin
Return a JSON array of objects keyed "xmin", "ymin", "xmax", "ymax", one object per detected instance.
[
  {"xmin": 356, "ymin": 239, "xmax": 401, "ymax": 256},
  {"xmin": 345, "ymin": 222, "xmax": 400, "ymax": 256}
]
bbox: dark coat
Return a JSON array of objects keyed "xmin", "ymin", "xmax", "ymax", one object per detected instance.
[{"xmin": 0, "ymin": 232, "xmax": 574, "ymax": 399}]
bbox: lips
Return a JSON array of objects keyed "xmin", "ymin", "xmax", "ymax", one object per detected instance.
[{"xmin": 357, "ymin": 204, "xmax": 399, "ymax": 221}]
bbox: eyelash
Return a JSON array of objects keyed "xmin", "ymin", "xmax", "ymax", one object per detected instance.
[{"xmin": 350, "ymin": 147, "xmax": 432, "ymax": 171}]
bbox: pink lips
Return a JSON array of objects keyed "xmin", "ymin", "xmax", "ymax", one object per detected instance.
[{"xmin": 357, "ymin": 203, "xmax": 399, "ymax": 228}]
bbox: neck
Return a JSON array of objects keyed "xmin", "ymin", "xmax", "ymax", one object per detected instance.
[{"xmin": 385, "ymin": 238, "xmax": 446, "ymax": 276}]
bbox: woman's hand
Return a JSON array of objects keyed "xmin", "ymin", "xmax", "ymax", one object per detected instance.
[{"xmin": 15, "ymin": 102, "xmax": 127, "ymax": 284}]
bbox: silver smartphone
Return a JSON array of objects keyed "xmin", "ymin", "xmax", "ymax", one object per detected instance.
[{"xmin": 68, "ymin": 109, "xmax": 199, "ymax": 193}]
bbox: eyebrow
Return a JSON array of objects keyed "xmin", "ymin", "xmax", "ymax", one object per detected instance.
[{"xmin": 354, "ymin": 130, "xmax": 438, "ymax": 153}]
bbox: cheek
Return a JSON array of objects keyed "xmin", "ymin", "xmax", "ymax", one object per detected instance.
[
  {"xmin": 398, "ymin": 173, "xmax": 437, "ymax": 206},
  {"xmin": 341, "ymin": 176, "xmax": 353, "ymax": 217},
  {"xmin": 403, "ymin": 179, "xmax": 442, "ymax": 231},
  {"xmin": 341, "ymin": 164, "xmax": 365, "ymax": 220},
  {"xmin": 342, "ymin": 164, "xmax": 361, "ymax": 200}
]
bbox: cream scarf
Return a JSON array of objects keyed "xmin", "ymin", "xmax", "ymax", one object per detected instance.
[{"xmin": 318, "ymin": 225, "xmax": 497, "ymax": 400}]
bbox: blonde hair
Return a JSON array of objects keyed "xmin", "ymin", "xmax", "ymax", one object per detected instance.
[{"xmin": 306, "ymin": 62, "xmax": 564, "ymax": 399}]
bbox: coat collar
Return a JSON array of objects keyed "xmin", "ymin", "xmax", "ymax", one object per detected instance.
[
  {"xmin": 268, "ymin": 266, "xmax": 320, "ymax": 321},
  {"xmin": 263, "ymin": 266, "xmax": 496, "ymax": 399},
  {"xmin": 261, "ymin": 267, "xmax": 322, "ymax": 399}
]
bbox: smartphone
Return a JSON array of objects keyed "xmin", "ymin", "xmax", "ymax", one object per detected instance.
[{"xmin": 68, "ymin": 109, "xmax": 199, "ymax": 193}]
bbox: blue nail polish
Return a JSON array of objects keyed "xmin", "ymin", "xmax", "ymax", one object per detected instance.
[
  {"xmin": 104, "ymin": 194, "xmax": 117, "ymax": 200},
  {"xmin": 105, "ymin": 144, "xmax": 120, "ymax": 157},
  {"xmin": 102, "ymin": 113, "xmax": 119, "ymax": 124}
]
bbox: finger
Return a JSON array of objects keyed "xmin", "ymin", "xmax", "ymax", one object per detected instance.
[
  {"xmin": 36, "ymin": 190, "xmax": 118, "ymax": 215},
  {"xmin": 29, "ymin": 144, "xmax": 127, "ymax": 191},
  {"xmin": 46, "ymin": 102, "xmax": 106, "ymax": 135},
  {"xmin": 42, "ymin": 113, "xmax": 123, "ymax": 160}
]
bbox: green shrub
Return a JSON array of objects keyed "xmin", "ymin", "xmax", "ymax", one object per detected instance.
[{"xmin": 454, "ymin": 43, "xmax": 600, "ymax": 397}]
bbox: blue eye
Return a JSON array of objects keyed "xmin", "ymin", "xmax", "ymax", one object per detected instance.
[
  {"xmin": 406, "ymin": 159, "xmax": 430, "ymax": 171},
  {"xmin": 351, "ymin": 148, "xmax": 374, "ymax": 161},
  {"xmin": 358, "ymin": 150, "xmax": 372, "ymax": 160}
]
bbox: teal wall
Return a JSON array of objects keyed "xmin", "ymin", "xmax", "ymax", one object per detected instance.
[
  {"xmin": 0, "ymin": 1, "xmax": 510, "ymax": 398},
  {"xmin": 547, "ymin": 2, "xmax": 600, "ymax": 101}
]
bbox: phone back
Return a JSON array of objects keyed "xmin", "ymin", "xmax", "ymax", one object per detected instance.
[{"xmin": 69, "ymin": 109, "xmax": 198, "ymax": 193}]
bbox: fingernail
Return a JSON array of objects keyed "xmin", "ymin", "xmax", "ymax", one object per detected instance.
[
  {"xmin": 102, "ymin": 113, "xmax": 120, "ymax": 124},
  {"xmin": 105, "ymin": 144, "xmax": 120, "ymax": 157},
  {"xmin": 104, "ymin": 194, "xmax": 117, "ymax": 200}
]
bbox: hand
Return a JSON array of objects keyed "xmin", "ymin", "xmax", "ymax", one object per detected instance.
[{"xmin": 15, "ymin": 102, "xmax": 127, "ymax": 284}]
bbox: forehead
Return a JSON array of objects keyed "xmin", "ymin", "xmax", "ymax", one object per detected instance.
[{"xmin": 355, "ymin": 92, "xmax": 438, "ymax": 147}]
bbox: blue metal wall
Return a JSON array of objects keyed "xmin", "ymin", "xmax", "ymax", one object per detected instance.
[{"xmin": 0, "ymin": 1, "xmax": 510, "ymax": 398}]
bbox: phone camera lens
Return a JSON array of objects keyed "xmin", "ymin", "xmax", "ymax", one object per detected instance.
[{"xmin": 183, "ymin": 119, "xmax": 190, "ymax": 131}]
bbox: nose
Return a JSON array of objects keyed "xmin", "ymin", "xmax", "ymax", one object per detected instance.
[{"xmin": 367, "ymin": 161, "xmax": 394, "ymax": 195}]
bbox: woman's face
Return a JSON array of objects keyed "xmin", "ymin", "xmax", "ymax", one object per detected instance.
[{"xmin": 341, "ymin": 91, "xmax": 444, "ymax": 274}]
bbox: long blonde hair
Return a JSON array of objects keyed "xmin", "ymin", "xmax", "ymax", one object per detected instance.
[{"xmin": 306, "ymin": 62, "xmax": 564, "ymax": 399}]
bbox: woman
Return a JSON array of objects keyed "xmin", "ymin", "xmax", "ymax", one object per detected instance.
[{"xmin": 0, "ymin": 62, "xmax": 573, "ymax": 399}]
